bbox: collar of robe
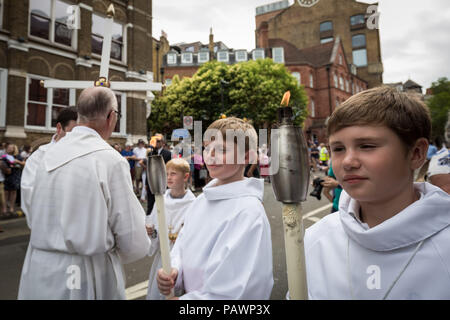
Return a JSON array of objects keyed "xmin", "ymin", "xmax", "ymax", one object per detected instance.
[
  {"xmin": 202, "ymin": 177, "xmax": 264, "ymax": 202},
  {"xmin": 339, "ymin": 182, "xmax": 450, "ymax": 252}
]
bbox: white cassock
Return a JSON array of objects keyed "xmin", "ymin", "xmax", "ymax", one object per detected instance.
[
  {"xmin": 145, "ymin": 189, "xmax": 196, "ymax": 300},
  {"xmin": 21, "ymin": 135, "xmax": 56, "ymax": 226},
  {"xmin": 18, "ymin": 126, "xmax": 150, "ymax": 300},
  {"xmin": 170, "ymin": 178, "xmax": 274, "ymax": 299}
]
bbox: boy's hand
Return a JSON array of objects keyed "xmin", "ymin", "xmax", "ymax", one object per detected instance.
[
  {"xmin": 157, "ymin": 268, "xmax": 178, "ymax": 296},
  {"xmin": 146, "ymin": 225, "xmax": 154, "ymax": 236}
]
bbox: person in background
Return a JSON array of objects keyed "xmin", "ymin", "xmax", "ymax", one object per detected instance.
[
  {"xmin": 121, "ymin": 143, "xmax": 136, "ymax": 182},
  {"xmin": 0, "ymin": 142, "xmax": 6, "ymax": 156},
  {"xmin": 113, "ymin": 143, "xmax": 121, "ymax": 153},
  {"xmin": 20, "ymin": 146, "xmax": 32, "ymax": 161},
  {"xmin": 133, "ymin": 139, "xmax": 147, "ymax": 196},
  {"xmin": 2, "ymin": 144, "xmax": 25, "ymax": 215},
  {"xmin": 0, "ymin": 154, "xmax": 12, "ymax": 230}
]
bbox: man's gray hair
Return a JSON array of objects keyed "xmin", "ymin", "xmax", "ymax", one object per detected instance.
[{"xmin": 77, "ymin": 87, "xmax": 117, "ymax": 122}]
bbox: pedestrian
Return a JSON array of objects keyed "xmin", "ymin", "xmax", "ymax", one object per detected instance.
[
  {"xmin": 20, "ymin": 145, "xmax": 32, "ymax": 161},
  {"xmin": 21, "ymin": 107, "xmax": 78, "ymax": 220},
  {"xmin": 426, "ymin": 138, "xmax": 449, "ymax": 194},
  {"xmin": 133, "ymin": 139, "xmax": 147, "ymax": 196},
  {"xmin": 0, "ymin": 153, "xmax": 11, "ymax": 224},
  {"xmin": 304, "ymin": 86, "xmax": 450, "ymax": 299},
  {"xmin": 310, "ymin": 143, "xmax": 320, "ymax": 172},
  {"xmin": 319, "ymin": 143, "xmax": 329, "ymax": 170},
  {"xmin": 320, "ymin": 161, "xmax": 342, "ymax": 213},
  {"xmin": 2, "ymin": 144, "xmax": 25, "ymax": 216},
  {"xmin": 145, "ymin": 158, "xmax": 196, "ymax": 300},
  {"xmin": 259, "ymin": 144, "xmax": 270, "ymax": 182},
  {"xmin": 120, "ymin": 143, "xmax": 137, "ymax": 183},
  {"xmin": 18, "ymin": 87, "xmax": 150, "ymax": 299},
  {"xmin": 157, "ymin": 117, "xmax": 273, "ymax": 299}
]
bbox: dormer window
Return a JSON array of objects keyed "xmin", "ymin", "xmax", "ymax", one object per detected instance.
[
  {"xmin": 198, "ymin": 51, "xmax": 209, "ymax": 64},
  {"xmin": 252, "ymin": 49, "xmax": 265, "ymax": 60},
  {"xmin": 167, "ymin": 53, "xmax": 177, "ymax": 65},
  {"xmin": 272, "ymin": 47, "xmax": 284, "ymax": 64},
  {"xmin": 181, "ymin": 52, "xmax": 193, "ymax": 64},
  {"xmin": 217, "ymin": 50, "xmax": 229, "ymax": 63},
  {"xmin": 235, "ymin": 50, "xmax": 248, "ymax": 62}
]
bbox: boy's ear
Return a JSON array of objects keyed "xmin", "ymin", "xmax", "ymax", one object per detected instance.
[{"xmin": 409, "ymin": 138, "xmax": 429, "ymax": 171}]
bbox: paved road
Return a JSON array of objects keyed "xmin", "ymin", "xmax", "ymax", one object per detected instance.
[{"xmin": 0, "ymin": 176, "xmax": 332, "ymax": 300}]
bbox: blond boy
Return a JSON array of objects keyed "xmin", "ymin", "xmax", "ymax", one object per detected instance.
[
  {"xmin": 157, "ymin": 117, "xmax": 273, "ymax": 299},
  {"xmin": 304, "ymin": 86, "xmax": 450, "ymax": 299},
  {"xmin": 145, "ymin": 158, "xmax": 196, "ymax": 299}
]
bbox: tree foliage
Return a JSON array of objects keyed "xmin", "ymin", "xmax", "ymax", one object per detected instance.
[
  {"xmin": 149, "ymin": 59, "xmax": 309, "ymax": 135},
  {"xmin": 427, "ymin": 77, "xmax": 450, "ymax": 141}
]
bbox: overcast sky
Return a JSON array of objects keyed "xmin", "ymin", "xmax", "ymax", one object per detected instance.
[{"xmin": 153, "ymin": 0, "xmax": 450, "ymax": 90}]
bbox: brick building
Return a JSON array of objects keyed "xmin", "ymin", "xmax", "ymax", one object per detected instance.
[
  {"xmin": 255, "ymin": 0, "xmax": 383, "ymax": 89},
  {"xmin": 0, "ymin": 0, "xmax": 156, "ymax": 148}
]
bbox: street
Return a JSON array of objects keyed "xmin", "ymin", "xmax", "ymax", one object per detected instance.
[{"xmin": 0, "ymin": 176, "xmax": 332, "ymax": 300}]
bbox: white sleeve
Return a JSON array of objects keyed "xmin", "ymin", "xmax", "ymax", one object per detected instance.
[
  {"xmin": 147, "ymin": 206, "xmax": 159, "ymax": 257},
  {"xmin": 20, "ymin": 150, "xmax": 42, "ymax": 228},
  {"xmin": 107, "ymin": 160, "xmax": 151, "ymax": 264},
  {"xmin": 179, "ymin": 209, "xmax": 273, "ymax": 300}
]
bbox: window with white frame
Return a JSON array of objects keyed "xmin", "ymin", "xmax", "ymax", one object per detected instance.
[
  {"xmin": 181, "ymin": 52, "xmax": 193, "ymax": 64},
  {"xmin": 26, "ymin": 77, "xmax": 76, "ymax": 128},
  {"xmin": 198, "ymin": 51, "xmax": 209, "ymax": 64},
  {"xmin": 311, "ymin": 99, "xmax": 315, "ymax": 117},
  {"xmin": 352, "ymin": 34, "xmax": 367, "ymax": 67},
  {"xmin": 292, "ymin": 72, "xmax": 301, "ymax": 86},
  {"xmin": 167, "ymin": 53, "xmax": 177, "ymax": 65},
  {"xmin": 309, "ymin": 74, "xmax": 314, "ymax": 88},
  {"xmin": 333, "ymin": 73, "xmax": 338, "ymax": 87},
  {"xmin": 320, "ymin": 37, "xmax": 333, "ymax": 44},
  {"xmin": 92, "ymin": 13, "xmax": 124, "ymax": 61},
  {"xmin": 339, "ymin": 76, "xmax": 344, "ymax": 91},
  {"xmin": 217, "ymin": 51, "xmax": 229, "ymax": 62},
  {"xmin": 252, "ymin": 49, "xmax": 265, "ymax": 60},
  {"xmin": 345, "ymin": 79, "xmax": 350, "ymax": 93},
  {"xmin": 29, "ymin": 0, "xmax": 77, "ymax": 48},
  {"xmin": 272, "ymin": 47, "xmax": 284, "ymax": 64},
  {"xmin": 339, "ymin": 55, "xmax": 343, "ymax": 65},
  {"xmin": 235, "ymin": 50, "xmax": 248, "ymax": 62}
]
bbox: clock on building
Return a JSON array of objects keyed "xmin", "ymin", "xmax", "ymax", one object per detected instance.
[{"xmin": 297, "ymin": 0, "xmax": 320, "ymax": 7}]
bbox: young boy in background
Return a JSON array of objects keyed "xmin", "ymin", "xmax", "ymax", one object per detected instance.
[
  {"xmin": 157, "ymin": 117, "xmax": 273, "ymax": 299},
  {"xmin": 145, "ymin": 158, "xmax": 195, "ymax": 299},
  {"xmin": 304, "ymin": 86, "xmax": 450, "ymax": 299}
]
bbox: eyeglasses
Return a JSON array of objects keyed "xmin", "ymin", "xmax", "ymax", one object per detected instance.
[{"xmin": 107, "ymin": 109, "xmax": 122, "ymax": 120}]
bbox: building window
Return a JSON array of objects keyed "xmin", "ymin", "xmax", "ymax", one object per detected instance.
[
  {"xmin": 292, "ymin": 72, "xmax": 301, "ymax": 86},
  {"xmin": 29, "ymin": 0, "xmax": 76, "ymax": 48},
  {"xmin": 309, "ymin": 74, "xmax": 314, "ymax": 88},
  {"xmin": 335, "ymin": 98, "xmax": 340, "ymax": 108},
  {"xmin": 345, "ymin": 79, "xmax": 350, "ymax": 93},
  {"xmin": 92, "ymin": 13, "xmax": 124, "ymax": 61},
  {"xmin": 185, "ymin": 46, "xmax": 194, "ymax": 52},
  {"xmin": 252, "ymin": 49, "xmax": 265, "ymax": 60},
  {"xmin": 339, "ymin": 55, "xmax": 343, "ymax": 65},
  {"xmin": 26, "ymin": 77, "xmax": 76, "ymax": 128},
  {"xmin": 350, "ymin": 14, "xmax": 365, "ymax": 29},
  {"xmin": 333, "ymin": 73, "xmax": 338, "ymax": 88},
  {"xmin": 217, "ymin": 51, "xmax": 229, "ymax": 62},
  {"xmin": 0, "ymin": 68, "xmax": 6, "ymax": 127},
  {"xmin": 181, "ymin": 52, "xmax": 193, "ymax": 64},
  {"xmin": 352, "ymin": 34, "xmax": 367, "ymax": 67},
  {"xmin": 198, "ymin": 51, "xmax": 209, "ymax": 64},
  {"xmin": 320, "ymin": 37, "xmax": 333, "ymax": 44},
  {"xmin": 311, "ymin": 99, "xmax": 315, "ymax": 118},
  {"xmin": 112, "ymin": 92, "xmax": 126, "ymax": 134},
  {"xmin": 320, "ymin": 21, "xmax": 333, "ymax": 32},
  {"xmin": 235, "ymin": 50, "xmax": 248, "ymax": 62},
  {"xmin": 339, "ymin": 76, "xmax": 344, "ymax": 91},
  {"xmin": 167, "ymin": 53, "xmax": 177, "ymax": 65},
  {"xmin": 0, "ymin": 0, "xmax": 4, "ymax": 29},
  {"xmin": 272, "ymin": 47, "xmax": 284, "ymax": 64}
]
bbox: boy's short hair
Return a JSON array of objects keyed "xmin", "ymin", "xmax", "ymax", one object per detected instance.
[
  {"xmin": 166, "ymin": 158, "xmax": 190, "ymax": 174},
  {"xmin": 327, "ymin": 86, "xmax": 431, "ymax": 150},
  {"xmin": 57, "ymin": 106, "xmax": 78, "ymax": 130},
  {"xmin": 206, "ymin": 117, "xmax": 258, "ymax": 153}
]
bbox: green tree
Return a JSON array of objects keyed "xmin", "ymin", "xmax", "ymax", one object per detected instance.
[
  {"xmin": 149, "ymin": 59, "xmax": 309, "ymax": 135},
  {"xmin": 427, "ymin": 77, "xmax": 450, "ymax": 141}
]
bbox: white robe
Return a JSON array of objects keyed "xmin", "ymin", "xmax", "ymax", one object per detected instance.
[
  {"xmin": 18, "ymin": 126, "xmax": 150, "ymax": 300},
  {"xmin": 170, "ymin": 178, "xmax": 274, "ymax": 299},
  {"xmin": 304, "ymin": 182, "xmax": 450, "ymax": 299},
  {"xmin": 21, "ymin": 135, "xmax": 56, "ymax": 227},
  {"xmin": 145, "ymin": 189, "xmax": 196, "ymax": 300}
]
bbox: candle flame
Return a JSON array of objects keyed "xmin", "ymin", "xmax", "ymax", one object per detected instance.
[{"xmin": 281, "ymin": 91, "xmax": 291, "ymax": 107}]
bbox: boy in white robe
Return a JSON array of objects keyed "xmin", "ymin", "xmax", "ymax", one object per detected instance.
[
  {"xmin": 18, "ymin": 87, "xmax": 150, "ymax": 300},
  {"xmin": 145, "ymin": 158, "xmax": 195, "ymax": 299},
  {"xmin": 304, "ymin": 86, "xmax": 450, "ymax": 299},
  {"xmin": 157, "ymin": 117, "xmax": 274, "ymax": 300}
]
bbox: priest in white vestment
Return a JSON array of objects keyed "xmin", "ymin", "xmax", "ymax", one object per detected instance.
[{"xmin": 18, "ymin": 87, "xmax": 150, "ymax": 300}]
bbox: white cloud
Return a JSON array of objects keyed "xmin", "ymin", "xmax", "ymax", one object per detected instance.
[{"xmin": 153, "ymin": 0, "xmax": 450, "ymax": 89}]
